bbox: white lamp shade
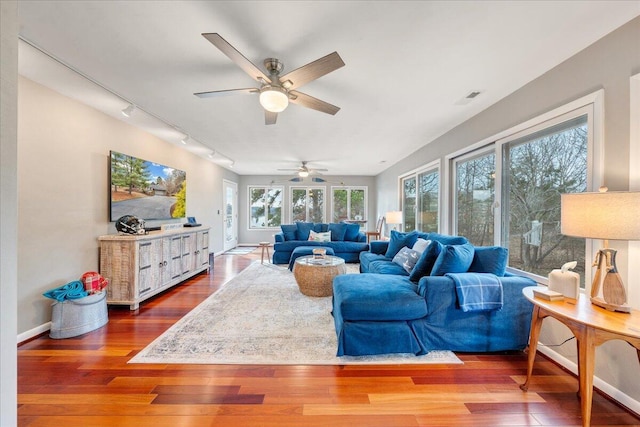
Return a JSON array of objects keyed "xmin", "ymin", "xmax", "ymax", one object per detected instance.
[
  {"xmin": 561, "ymin": 191, "xmax": 640, "ymax": 240},
  {"xmin": 385, "ymin": 211, "xmax": 403, "ymax": 225},
  {"xmin": 259, "ymin": 87, "xmax": 289, "ymax": 113}
]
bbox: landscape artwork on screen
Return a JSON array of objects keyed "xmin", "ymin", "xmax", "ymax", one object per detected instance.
[{"xmin": 109, "ymin": 151, "xmax": 186, "ymax": 221}]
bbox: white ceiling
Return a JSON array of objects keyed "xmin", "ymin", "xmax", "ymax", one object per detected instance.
[{"xmin": 17, "ymin": 1, "xmax": 640, "ymax": 176}]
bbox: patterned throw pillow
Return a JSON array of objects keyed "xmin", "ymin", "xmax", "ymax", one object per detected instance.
[
  {"xmin": 308, "ymin": 230, "xmax": 331, "ymax": 242},
  {"xmin": 392, "ymin": 246, "xmax": 421, "ymax": 273}
]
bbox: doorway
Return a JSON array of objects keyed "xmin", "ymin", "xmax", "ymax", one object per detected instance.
[{"xmin": 223, "ymin": 180, "xmax": 238, "ymax": 251}]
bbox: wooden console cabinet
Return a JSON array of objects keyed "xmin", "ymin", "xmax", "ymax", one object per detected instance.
[{"xmin": 99, "ymin": 227, "xmax": 210, "ymax": 310}]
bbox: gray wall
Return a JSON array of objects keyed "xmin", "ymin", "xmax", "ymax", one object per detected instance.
[
  {"xmin": 17, "ymin": 77, "xmax": 239, "ymax": 336},
  {"xmin": 238, "ymin": 175, "xmax": 377, "ymax": 244},
  {"xmin": 1, "ymin": 1, "xmax": 18, "ymax": 425},
  {"xmin": 377, "ymin": 16, "xmax": 640, "ymax": 405}
]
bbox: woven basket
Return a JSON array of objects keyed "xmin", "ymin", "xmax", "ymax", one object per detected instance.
[{"xmin": 293, "ymin": 257, "xmax": 346, "ymax": 297}]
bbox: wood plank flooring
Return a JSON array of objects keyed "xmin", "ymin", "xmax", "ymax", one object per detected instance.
[{"xmin": 18, "ymin": 250, "xmax": 640, "ymax": 426}]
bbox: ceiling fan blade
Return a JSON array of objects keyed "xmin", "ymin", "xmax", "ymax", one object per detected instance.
[
  {"xmin": 310, "ymin": 168, "xmax": 329, "ymax": 172},
  {"xmin": 194, "ymin": 88, "xmax": 258, "ymax": 98},
  {"xmin": 202, "ymin": 33, "xmax": 271, "ymax": 84},
  {"xmin": 289, "ymin": 91, "xmax": 340, "ymax": 115},
  {"xmin": 279, "ymin": 52, "xmax": 345, "ymax": 90},
  {"xmin": 265, "ymin": 110, "xmax": 278, "ymax": 125},
  {"xmin": 277, "ymin": 168, "xmax": 301, "ymax": 171}
]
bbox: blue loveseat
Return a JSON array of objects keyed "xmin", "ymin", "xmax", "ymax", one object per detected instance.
[
  {"xmin": 332, "ymin": 231, "xmax": 536, "ymax": 356},
  {"xmin": 273, "ymin": 222, "xmax": 369, "ymax": 264}
]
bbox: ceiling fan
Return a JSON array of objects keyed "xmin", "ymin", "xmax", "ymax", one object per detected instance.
[
  {"xmin": 277, "ymin": 161, "xmax": 328, "ymax": 177},
  {"xmin": 194, "ymin": 33, "xmax": 345, "ymax": 125}
]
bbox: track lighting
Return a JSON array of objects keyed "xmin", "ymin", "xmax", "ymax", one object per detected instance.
[{"xmin": 121, "ymin": 104, "xmax": 135, "ymax": 117}]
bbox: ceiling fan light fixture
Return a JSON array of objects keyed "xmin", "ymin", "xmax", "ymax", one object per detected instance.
[
  {"xmin": 298, "ymin": 170, "xmax": 309, "ymax": 178},
  {"xmin": 259, "ymin": 86, "xmax": 289, "ymax": 113}
]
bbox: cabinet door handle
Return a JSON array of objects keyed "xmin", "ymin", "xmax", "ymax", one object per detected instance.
[
  {"xmin": 164, "ymin": 261, "xmax": 168, "ymax": 266},
  {"xmin": 159, "ymin": 262, "xmax": 163, "ymax": 268}
]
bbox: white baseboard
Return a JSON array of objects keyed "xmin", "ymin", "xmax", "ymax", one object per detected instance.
[
  {"xmin": 538, "ymin": 344, "xmax": 640, "ymax": 415},
  {"xmin": 17, "ymin": 322, "xmax": 50, "ymax": 344}
]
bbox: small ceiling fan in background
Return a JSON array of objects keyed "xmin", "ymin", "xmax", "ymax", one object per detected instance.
[
  {"xmin": 195, "ymin": 33, "xmax": 345, "ymax": 125},
  {"xmin": 277, "ymin": 161, "xmax": 328, "ymax": 177}
]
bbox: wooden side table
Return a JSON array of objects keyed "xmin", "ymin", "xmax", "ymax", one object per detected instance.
[
  {"xmin": 258, "ymin": 242, "xmax": 271, "ymax": 264},
  {"xmin": 520, "ymin": 286, "xmax": 640, "ymax": 427}
]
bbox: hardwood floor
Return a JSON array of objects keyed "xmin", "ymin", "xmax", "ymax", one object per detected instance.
[{"xmin": 18, "ymin": 250, "xmax": 640, "ymax": 426}]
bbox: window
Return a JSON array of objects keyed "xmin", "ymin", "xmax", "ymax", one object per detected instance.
[
  {"xmin": 401, "ymin": 164, "xmax": 439, "ymax": 232},
  {"xmin": 291, "ymin": 187, "xmax": 325, "ymax": 223},
  {"xmin": 248, "ymin": 186, "xmax": 283, "ymax": 229},
  {"xmin": 501, "ymin": 115, "xmax": 588, "ymax": 278},
  {"xmin": 332, "ymin": 187, "xmax": 367, "ymax": 222},
  {"xmin": 450, "ymin": 92, "xmax": 602, "ymax": 285},
  {"xmin": 453, "ymin": 150, "xmax": 495, "ymax": 246}
]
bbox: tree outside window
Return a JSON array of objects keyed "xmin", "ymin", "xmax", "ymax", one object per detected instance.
[
  {"xmin": 503, "ymin": 116, "xmax": 587, "ymax": 279},
  {"xmin": 402, "ymin": 166, "xmax": 439, "ymax": 233},
  {"xmin": 455, "ymin": 152, "xmax": 495, "ymax": 246},
  {"xmin": 332, "ymin": 187, "xmax": 366, "ymax": 222},
  {"xmin": 249, "ymin": 186, "xmax": 282, "ymax": 229},
  {"xmin": 291, "ymin": 187, "xmax": 325, "ymax": 223}
]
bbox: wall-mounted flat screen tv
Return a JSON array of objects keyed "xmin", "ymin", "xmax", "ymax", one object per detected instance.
[{"xmin": 109, "ymin": 150, "xmax": 186, "ymax": 221}]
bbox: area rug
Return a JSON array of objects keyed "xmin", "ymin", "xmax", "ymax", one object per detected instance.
[
  {"xmin": 130, "ymin": 262, "xmax": 462, "ymax": 365},
  {"xmin": 224, "ymin": 246, "xmax": 257, "ymax": 255}
]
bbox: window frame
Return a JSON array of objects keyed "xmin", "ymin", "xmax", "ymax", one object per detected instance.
[
  {"xmin": 445, "ymin": 90, "xmax": 604, "ymax": 284},
  {"xmin": 399, "ymin": 160, "xmax": 440, "ymax": 233},
  {"xmin": 290, "ymin": 186, "xmax": 326, "ymax": 223},
  {"xmin": 247, "ymin": 185, "xmax": 284, "ymax": 230},
  {"xmin": 330, "ymin": 186, "xmax": 368, "ymax": 223}
]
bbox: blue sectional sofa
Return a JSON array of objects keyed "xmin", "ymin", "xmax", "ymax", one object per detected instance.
[
  {"xmin": 273, "ymin": 222, "xmax": 369, "ymax": 264},
  {"xmin": 332, "ymin": 231, "xmax": 536, "ymax": 356}
]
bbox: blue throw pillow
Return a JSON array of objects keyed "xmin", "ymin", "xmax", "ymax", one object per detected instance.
[
  {"xmin": 328, "ymin": 223, "xmax": 347, "ymax": 241},
  {"xmin": 392, "ymin": 247, "xmax": 421, "ymax": 273},
  {"xmin": 313, "ymin": 223, "xmax": 329, "ymax": 233},
  {"xmin": 430, "ymin": 243, "xmax": 475, "ymax": 276},
  {"xmin": 425, "ymin": 232, "xmax": 469, "ymax": 246},
  {"xmin": 281, "ymin": 224, "xmax": 297, "ymax": 241},
  {"xmin": 296, "ymin": 222, "xmax": 314, "ymax": 240},
  {"xmin": 343, "ymin": 223, "xmax": 361, "ymax": 241},
  {"xmin": 384, "ymin": 230, "xmax": 418, "ymax": 259},
  {"xmin": 468, "ymin": 246, "xmax": 509, "ymax": 276},
  {"xmin": 408, "ymin": 240, "xmax": 443, "ymax": 282}
]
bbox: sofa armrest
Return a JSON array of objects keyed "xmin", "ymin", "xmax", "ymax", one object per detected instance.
[
  {"xmin": 274, "ymin": 233, "xmax": 285, "ymax": 243},
  {"xmin": 369, "ymin": 240, "xmax": 389, "ymax": 255}
]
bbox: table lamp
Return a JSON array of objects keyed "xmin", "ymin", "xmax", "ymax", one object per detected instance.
[
  {"xmin": 385, "ymin": 211, "xmax": 403, "ymax": 233},
  {"xmin": 561, "ymin": 190, "xmax": 640, "ymax": 312}
]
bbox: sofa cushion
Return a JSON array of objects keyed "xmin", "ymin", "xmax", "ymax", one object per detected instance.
[
  {"xmin": 468, "ymin": 246, "xmax": 509, "ymax": 276},
  {"xmin": 281, "ymin": 224, "xmax": 297, "ymax": 241},
  {"xmin": 296, "ymin": 222, "xmax": 315, "ymax": 240},
  {"xmin": 408, "ymin": 240, "xmax": 443, "ymax": 282},
  {"xmin": 369, "ymin": 260, "xmax": 409, "ymax": 276},
  {"xmin": 308, "ymin": 230, "xmax": 331, "ymax": 242},
  {"xmin": 333, "ymin": 274, "xmax": 427, "ymax": 321},
  {"xmin": 359, "ymin": 251, "xmax": 388, "ymax": 272},
  {"xmin": 328, "ymin": 222, "xmax": 347, "ymax": 241},
  {"xmin": 384, "ymin": 230, "xmax": 418, "ymax": 259},
  {"xmin": 343, "ymin": 223, "xmax": 361, "ymax": 241},
  {"xmin": 392, "ymin": 247, "xmax": 420, "ymax": 273},
  {"xmin": 430, "ymin": 243, "xmax": 475, "ymax": 276}
]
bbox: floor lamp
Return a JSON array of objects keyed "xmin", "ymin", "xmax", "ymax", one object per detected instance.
[
  {"xmin": 385, "ymin": 211, "xmax": 403, "ymax": 234},
  {"xmin": 561, "ymin": 190, "xmax": 640, "ymax": 312}
]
